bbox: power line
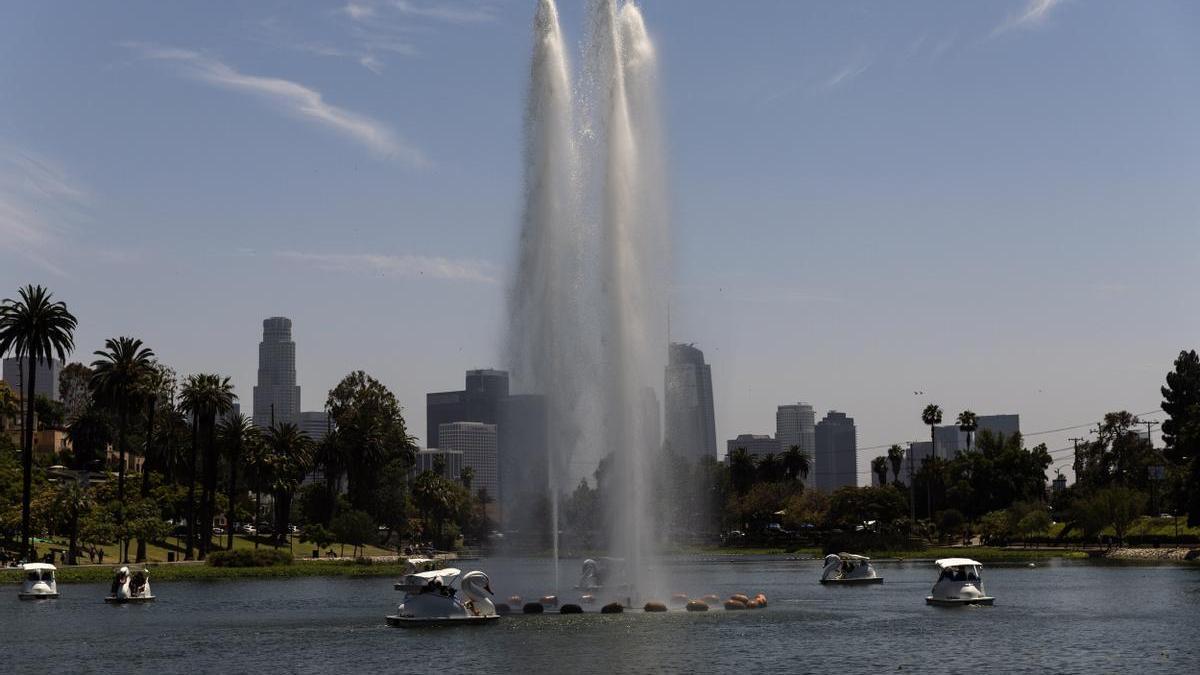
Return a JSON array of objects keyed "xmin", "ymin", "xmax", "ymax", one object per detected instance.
[{"xmin": 859, "ymin": 407, "xmax": 1163, "ymax": 455}]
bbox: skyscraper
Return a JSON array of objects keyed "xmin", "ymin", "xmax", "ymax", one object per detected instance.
[
  {"xmin": 725, "ymin": 434, "xmax": 779, "ymax": 462},
  {"xmin": 815, "ymin": 411, "xmax": 857, "ymax": 492},
  {"xmin": 3, "ymin": 357, "xmax": 62, "ymax": 401},
  {"xmin": 298, "ymin": 411, "xmax": 331, "ymax": 442},
  {"xmin": 426, "ymin": 369, "xmax": 509, "ymax": 448},
  {"xmin": 776, "ymin": 403, "xmax": 816, "ymax": 455},
  {"xmin": 664, "ymin": 343, "xmax": 717, "ymax": 462},
  {"xmin": 439, "ymin": 421, "xmax": 499, "ymax": 499},
  {"xmin": 252, "ymin": 317, "xmax": 300, "ymax": 428}
]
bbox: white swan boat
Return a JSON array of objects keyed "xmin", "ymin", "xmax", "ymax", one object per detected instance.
[
  {"xmin": 387, "ymin": 568, "xmax": 499, "ymax": 626},
  {"xmin": 926, "ymin": 558, "xmax": 994, "ymax": 606},
  {"xmin": 576, "ymin": 557, "xmax": 628, "ymax": 590},
  {"xmin": 105, "ymin": 566, "xmax": 155, "ymax": 603},
  {"xmin": 18, "ymin": 563, "xmax": 59, "ymax": 600},
  {"xmin": 820, "ymin": 553, "xmax": 883, "ymax": 584}
]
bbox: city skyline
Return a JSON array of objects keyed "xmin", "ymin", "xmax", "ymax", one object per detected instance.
[{"xmin": 3, "ymin": 1, "xmax": 1193, "ymax": 485}]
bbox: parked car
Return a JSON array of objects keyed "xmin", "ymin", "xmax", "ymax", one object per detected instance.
[
  {"xmin": 287, "ymin": 525, "xmax": 300, "ymax": 535},
  {"xmin": 212, "ymin": 527, "xmax": 225, "ymax": 535},
  {"xmin": 241, "ymin": 524, "xmax": 257, "ymax": 535}
]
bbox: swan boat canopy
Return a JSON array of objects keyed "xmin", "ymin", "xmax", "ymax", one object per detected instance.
[
  {"xmin": 577, "ymin": 557, "xmax": 629, "ymax": 590},
  {"xmin": 926, "ymin": 558, "xmax": 995, "ymax": 606},
  {"xmin": 106, "ymin": 566, "xmax": 155, "ymax": 603},
  {"xmin": 19, "ymin": 563, "xmax": 59, "ymax": 600},
  {"xmin": 820, "ymin": 553, "xmax": 883, "ymax": 584},
  {"xmin": 387, "ymin": 568, "xmax": 499, "ymax": 626}
]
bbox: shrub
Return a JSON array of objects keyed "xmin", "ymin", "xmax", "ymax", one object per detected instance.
[{"xmin": 206, "ymin": 549, "xmax": 293, "ymax": 568}]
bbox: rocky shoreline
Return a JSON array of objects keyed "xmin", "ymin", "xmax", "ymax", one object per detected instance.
[{"xmin": 1104, "ymin": 547, "xmax": 1200, "ymax": 561}]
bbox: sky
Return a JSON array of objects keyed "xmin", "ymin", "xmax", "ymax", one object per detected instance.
[{"xmin": 2, "ymin": 0, "xmax": 1199, "ymax": 485}]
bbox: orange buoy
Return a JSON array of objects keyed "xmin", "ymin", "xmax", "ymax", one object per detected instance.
[
  {"xmin": 508, "ymin": 595, "xmax": 523, "ymax": 606},
  {"xmin": 730, "ymin": 594, "xmax": 750, "ymax": 604},
  {"xmin": 580, "ymin": 594, "xmax": 596, "ymax": 604},
  {"xmin": 540, "ymin": 595, "xmax": 558, "ymax": 607},
  {"xmin": 701, "ymin": 594, "xmax": 720, "ymax": 605},
  {"xmin": 724, "ymin": 599, "xmax": 748, "ymax": 610},
  {"xmin": 670, "ymin": 593, "xmax": 690, "ymax": 606},
  {"xmin": 644, "ymin": 601, "xmax": 668, "ymax": 612},
  {"xmin": 686, "ymin": 600, "xmax": 708, "ymax": 612}
]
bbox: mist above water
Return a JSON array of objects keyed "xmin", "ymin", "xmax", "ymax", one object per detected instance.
[{"xmin": 507, "ymin": 0, "xmax": 668, "ymax": 598}]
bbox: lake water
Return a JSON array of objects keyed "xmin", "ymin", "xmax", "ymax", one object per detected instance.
[{"xmin": 3, "ymin": 557, "xmax": 1198, "ymax": 673}]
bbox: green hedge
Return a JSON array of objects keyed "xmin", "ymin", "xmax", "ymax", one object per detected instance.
[{"xmin": 206, "ymin": 549, "xmax": 293, "ymax": 568}]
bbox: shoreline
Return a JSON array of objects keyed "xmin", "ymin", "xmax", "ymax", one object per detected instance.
[
  {"xmin": 1102, "ymin": 547, "xmax": 1200, "ymax": 562},
  {"xmin": 1, "ymin": 558, "xmax": 416, "ymax": 585}
]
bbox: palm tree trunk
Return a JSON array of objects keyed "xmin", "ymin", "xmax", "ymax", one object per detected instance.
[
  {"xmin": 20, "ymin": 356, "xmax": 36, "ymax": 561},
  {"xmin": 117, "ymin": 406, "xmax": 129, "ymax": 563},
  {"xmin": 254, "ymin": 488, "xmax": 261, "ymax": 550},
  {"xmin": 226, "ymin": 450, "xmax": 238, "ymax": 551},
  {"xmin": 68, "ymin": 499, "xmax": 79, "ymax": 566},
  {"xmin": 199, "ymin": 417, "xmax": 215, "ymax": 560},
  {"xmin": 185, "ymin": 415, "xmax": 198, "ymax": 560},
  {"xmin": 137, "ymin": 399, "xmax": 156, "ymax": 562}
]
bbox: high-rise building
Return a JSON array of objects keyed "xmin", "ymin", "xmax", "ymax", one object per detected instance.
[
  {"xmin": 776, "ymin": 402, "xmax": 816, "ymax": 454},
  {"xmin": 725, "ymin": 434, "xmax": 779, "ymax": 462},
  {"xmin": 901, "ymin": 413, "xmax": 1023, "ymax": 479},
  {"xmin": 411, "ymin": 448, "xmax": 464, "ymax": 483},
  {"xmin": 425, "ymin": 370, "xmax": 548, "ymax": 532},
  {"xmin": 426, "ymin": 369, "xmax": 509, "ymax": 449},
  {"xmin": 664, "ymin": 343, "xmax": 717, "ymax": 462},
  {"xmin": 439, "ymin": 421, "xmax": 498, "ymax": 499},
  {"xmin": 299, "ymin": 411, "xmax": 331, "ymax": 442},
  {"xmin": 815, "ymin": 411, "xmax": 857, "ymax": 492},
  {"xmin": 252, "ymin": 317, "xmax": 300, "ymax": 428},
  {"xmin": 3, "ymin": 357, "xmax": 62, "ymax": 401}
]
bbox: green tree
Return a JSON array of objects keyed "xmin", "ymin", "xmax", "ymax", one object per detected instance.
[
  {"xmin": 33, "ymin": 396, "xmax": 65, "ymax": 430},
  {"xmin": 67, "ymin": 404, "xmax": 112, "ymax": 471},
  {"xmin": 756, "ymin": 453, "xmax": 784, "ymax": 483},
  {"xmin": 827, "ymin": 485, "xmax": 908, "ymax": 530},
  {"xmin": 325, "ymin": 371, "xmax": 416, "ymax": 515},
  {"xmin": 58, "ymin": 362, "xmax": 92, "ymax": 424},
  {"xmin": 936, "ymin": 508, "xmax": 966, "ymax": 543},
  {"xmin": 90, "ymin": 336, "xmax": 156, "ymax": 562},
  {"xmin": 0, "ymin": 284, "xmax": 78, "ymax": 560},
  {"xmin": 330, "ymin": 509, "xmax": 376, "ymax": 557},
  {"xmin": 242, "ymin": 430, "xmax": 274, "ymax": 550},
  {"xmin": 871, "ymin": 456, "xmax": 889, "ymax": 486},
  {"xmin": 1161, "ymin": 350, "xmax": 1200, "ymax": 525},
  {"xmin": 303, "ymin": 523, "xmax": 336, "ymax": 555},
  {"xmin": 218, "ymin": 413, "xmax": 258, "ymax": 550}
]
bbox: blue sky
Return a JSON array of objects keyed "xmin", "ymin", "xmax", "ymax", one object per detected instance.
[{"xmin": 2, "ymin": 1, "xmax": 1198, "ymax": 483}]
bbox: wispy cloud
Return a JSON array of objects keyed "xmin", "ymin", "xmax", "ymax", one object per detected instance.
[
  {"xmin": 0, "ymin": 148, "xmax": 89, "ymax": 275},
  {"xmin": 344, "ymin": 1, "xmax": 496, "ymax": 25},
  {"xmin": 123, "ymin": 42, "xmax": 425, "ymax": 165},
  {"xmin": 275, "ymin": 251, "xmax": 500, "ymax": 284},
  {"xmin": 826, "ymin": 56, "xmax": 872, "ymax": 89},
  {"xmin": 995, "ymin": 0, "xmax": 1066, "ymax": 34}
]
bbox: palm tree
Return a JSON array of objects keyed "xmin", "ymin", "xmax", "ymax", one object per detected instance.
[
  {"xmin": 177, "ymin": 376, "xmax": 202, "ymax": 560},
  {"xmin": 0, "ymin": 285, "xmax": 78, "ymax": 560},
  {"xmin": 217, "ymin": 414, "xmax": 258, "ymax": 550},
  {"xmin": 242, "ymin": 435, "xmax": 274, "ymax": 550},
  {"xmin": 135, "ymin": 361, "xmax": 173, "ymax": 562},
  {"xmin": 919, "ymin": 404, "xmax": 943, "ymax": 524},
  {"xmin": 56, "ymin": 479, "xmax": 91, "ymax": 565},
  {"xmin": 887, "ymin": 444, "xmax": 905, "ymax": 484},
  {"xmin": 90, "ymin": 337, "xmax": 156, "ymax": 563},
  {"xmin": 264, "ymin": 423, "xmax": 312, "ymax": 546},
  {"xmin": 956, "ymin": 410, "xmax": 978, "ymax": 453},
  {"xmin": 871, "ymin": 456, "xmax": 889, "ymax": 486},
  {"xmin": 728, "ymin": 447, "xmax": 756, "ymax": 495},
  {"xmin": 756, "ymin": 453, "xmax": 784, "ymax": 483},
  {"xmin": 781, "ymin": 445, "xmax": 811, "ymax": 483},
  {"xmin": 183, "ymin": 374, "xmax": 236, "ymax": 560}
]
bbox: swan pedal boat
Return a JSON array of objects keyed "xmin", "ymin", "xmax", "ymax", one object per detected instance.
[
  {"xmin": 105, "ymin": 566, "xmax": 156, "ymax": 603},
  {"xmin": 18, "ymin": 563, "xmax": 59, "ymax": 600},
  {"xmin": 387, "ymin": 568, "xmax": 500, "ymax": 627},
  {"xmin": 925, "ymin": 558, "xmax": 994, "ymax": 606},
  {"xmin": 820, "ymin": 553, "xmax": 883, "ymax": 585}
]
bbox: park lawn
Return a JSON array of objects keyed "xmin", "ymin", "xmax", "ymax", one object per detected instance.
[
  {"xmin": 1, "ymin": 558, "xmax": 415, "ymax": 585},
  {"xmin": 33, "ymin": 533, "xmax": 399, "ymax": 565},
  {"xmin": 860, "ymin": 546, "xmax": 1088, "ymax": 562},
  {"xmin": 1046, "ymin": 516, "xmax": 1199, "ymax": 540}
]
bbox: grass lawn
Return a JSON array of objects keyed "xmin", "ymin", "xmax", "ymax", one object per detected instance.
[
  {"xmin": 30, "ymin": 533, "xmax": 400, "ymax": 566},
  {"xmin": 859, "ymin": 546, "xmax": 1088, "ymax": 562},
  {"xmin": 1047, "ymin": 516, "xmax": 1199, "ymax": 539},
  {"xmin": 1, "ymin": 558, "xmax": 415, "ymax": 585}
]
